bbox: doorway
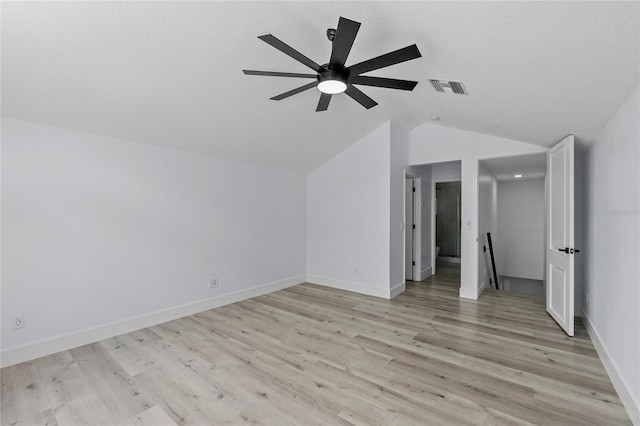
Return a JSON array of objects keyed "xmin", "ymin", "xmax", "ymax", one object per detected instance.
[
  {"xmin": 404, "ymin": 161, "xmax": 461, "ymax": 286},
  {"xmin": 478, "ymin": 153, "xmax": 547, "ymax": 297},
  {"xmin": 477, "ymin": 137, "xmax": 577, "ymax": 337},
  {"xmin": 434, "ymin": 181, "xmax": 461, "ymax": 263}
]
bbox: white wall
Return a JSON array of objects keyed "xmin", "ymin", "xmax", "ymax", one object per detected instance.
[
  {"xmin": 407, "ymin": 164, "xmax": 432, "ymax": 279},
  {"xmin": 1, "ymin": 118, "xmax": 307, "ymax": 365},
  {"xmin": 307, "ymin": 122, "xmax": 392, "ymax": 298},
  {"xmin": 477, "ymin": 162, "xmax": 498, "ymax": 291},
  {"xmin": 583, "ymin": 86, "xmax": 640, "ymax": 423},
  {"xmin": 409, "ymin": 123, "xmax": 546, "ymax": 299},
  {"xmin": 432, "ymin": 160, "xmax": 462, "ymax": 181},
  {"xmin": 389, "ymin": 123, "xmax": 409, "ymax": 295},
  {"xmin": 497, "ymin": 179, "xmax": 545, "ymax": 280}
]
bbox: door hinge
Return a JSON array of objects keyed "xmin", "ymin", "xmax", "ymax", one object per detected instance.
[
  {"xmin": 412, "ymin": 261, "xmax": 415, "ymax": 266},
  {"xmin": 412, "ymin": 187, "xmax": 415, "ymax": 192},
  {"xmin": 412, "ymin": 224, "xmax": 415, "ymax": 229}
]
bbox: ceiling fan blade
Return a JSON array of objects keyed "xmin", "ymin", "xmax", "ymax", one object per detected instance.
[
  {"xmin": 316, "ymin": 93, "xmax": 331, "ymax": 112},
  {"xmin": 350, "ymin": 76, "xmax": 418, "ymax": 91},
  {"xmin": 329, "ymin": 17, "xmax": 361, "ymax": 70},
  {"xmin": 348, "ymin": 44, "xmax": 422, "ymax": 76},
  {"xmin": 316, "ymin": 93, "xmax": 332, "ymax": 112},
  {"xmin": 270, "ymin": 81, "xmax": 318, "ymax": 101},
  {"xmin": 345, "ymin": 85, "xmax": 378, "ymax": 109},
  {"xmin": 243, "ymin": 70, "xmax": 317, "ymax": 79},
  {"xmin": 258, "ymin": 34, "xmax": 321, "ymax": 72}
]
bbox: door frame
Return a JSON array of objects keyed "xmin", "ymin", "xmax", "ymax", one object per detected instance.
[
  {"xmin": 474, "ymin": 152, "xmax": 549, "ymax": 295},
  {"xmin": 404, "ymin": 173, "xmax": 422, "ymax": 282}
]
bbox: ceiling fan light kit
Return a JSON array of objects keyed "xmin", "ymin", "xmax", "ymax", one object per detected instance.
[
  {"xmin": 243, "ymin": 17, "xmax": 422, "ymax": 112},
  {"xmin": 317, "ymin": 71, "xmax": 347, "ymax": 94}
]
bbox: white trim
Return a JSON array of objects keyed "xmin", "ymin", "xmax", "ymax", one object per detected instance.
[
  {"xmin": 307, "ymin": 275, "xmax": 391, "ymax": 299},
  {"xmin": 582, "ymin": 310, "xmax": 640, "ymax": 425},
  {"xmin": 413, "ymin": 177, "xmax": 422, "ymax": 281},
  {"xmin": 404, "ymin": 175, "xmax": 421, "ymax": 283},
  {"xmin": 459, "ymin": 286, "xmax": 478, "ymax": 300},
  {"xmin": 420, "ymin": 266, "xmax": 433, "ymax": 280},
  {"xmin": 403, "ymin": 172, "xmax": 410, "ymax": 281},
  {"xmin": 390, "ymin": 282, "xmax": 406, "ymax": 299},
  {"xmin": 474, "ymin": 149, "xmax": 547, "ymax": 162},
  {"xmin": 0, "ymin": 275, "xmax": 306, "ymax": 368},
  {"xmin": 478, "ymin": 281, "xmax": 487, "ymax": 296}
]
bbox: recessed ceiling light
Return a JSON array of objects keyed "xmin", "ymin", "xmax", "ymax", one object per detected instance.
[
  {"xmin": 514, "ymin": 174, "xmax": 523, "ymax": 178},
  {"xmin": 430, "ymin": 115, "xmax": 440, "ymax": 121}
]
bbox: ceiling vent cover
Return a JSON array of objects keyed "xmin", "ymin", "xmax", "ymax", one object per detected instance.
[{"xmin": 430, "ymin": 80, "xmax": 468, "ymax": 95}]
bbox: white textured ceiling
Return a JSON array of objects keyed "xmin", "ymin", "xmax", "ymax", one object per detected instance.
[{"xmin": 2, "ymin": 2, "xmax": 639, "ymax": 172}]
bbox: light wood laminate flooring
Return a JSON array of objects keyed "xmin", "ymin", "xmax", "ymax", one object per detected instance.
[{"xmin": 1, "ymin": 263, "xmax": 631, "ymax": 425}]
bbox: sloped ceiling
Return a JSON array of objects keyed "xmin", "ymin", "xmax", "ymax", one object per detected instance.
[{"xmin": 2, "ymin": 1, "xmax": 638, "ymax": 172}]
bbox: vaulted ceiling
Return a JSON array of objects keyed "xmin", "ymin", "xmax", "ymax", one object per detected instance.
[{"xmin": 2, "ymin": 2, "xmax": 638, "ymax": 172}]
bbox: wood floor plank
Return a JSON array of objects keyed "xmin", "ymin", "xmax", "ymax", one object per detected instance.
[
  {"xmin": 33, "ymin": 351, "xmax": 114, "ymax": 425},
  {"xmin": 0, "ymin": 262, "xmax": 631, "ymax": 425},
  {"xmin": 0, "ymin": 362, "xmax": 52, "ymax": 426},
  {"xmin": 117, "ymin": 405, "xmax": 177, "ymax": 426}
]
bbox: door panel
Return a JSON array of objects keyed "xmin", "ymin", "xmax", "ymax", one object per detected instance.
[
  {"xmin": 548, "ymin": 264, "xmax": 567, "ymax": 320},
  {"xmin": 546, "ymin": 135, "xmax": 575, "ymax": 336}
]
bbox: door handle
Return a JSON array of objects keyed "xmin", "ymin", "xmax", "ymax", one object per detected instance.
[{"xmin": 559, "ymin": 247, "xmax": 580, "ymax": 254}]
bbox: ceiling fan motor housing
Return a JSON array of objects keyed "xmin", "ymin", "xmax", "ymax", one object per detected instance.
[
  {"xmin": 318, "ymin": 66, "xmax": 348, "ymax": 82},
  {"xmin": 317, "ymin": 67, "xmax": 348, "ymax": 94}
]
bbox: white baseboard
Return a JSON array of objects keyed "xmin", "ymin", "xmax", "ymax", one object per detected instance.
[
  {"xmin": 0, "ymin": 275, "xmax": 306, "ymax": 368},
  {"xmin": 478, "ymin": 281, "xmax": 487, "ymax": 297},
  {"xmin": 306, "ymin": 275, "xmax": 391, "ymax": 299},
  {"xmin": 390, "ymin": 282, "xmax": 406, "ymax": 299},
  {"xmin": 419, "ymin": 266, "xmax": 433, "ymax": 281},
  {"xmin": 459, "ymin": 286, "xmax": 478, "ymax": 300},
  {"xmin": 582, "ymin": 309, "xmax": 639, "ymax": 425}
]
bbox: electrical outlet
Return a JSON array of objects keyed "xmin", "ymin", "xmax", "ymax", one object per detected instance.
[
  {"xmin": 209, "ymin": 278, "xmax": 219, "ymax": 288},
  {"xmin": 12, "ymin": 315, "xmax": 25, "ymax": 330},
  {"xmin": 586, "ymin": 292, "xmax": 589, "ymax": 303}
]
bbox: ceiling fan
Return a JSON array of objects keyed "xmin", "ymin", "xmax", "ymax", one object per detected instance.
[{"xmin": 243, "ymin": 17, "xmax": 422, "ymax": 112}]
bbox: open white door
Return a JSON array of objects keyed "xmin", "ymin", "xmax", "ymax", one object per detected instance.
[
  {"xmin": 546, "ymin": 135, "xmax": 575, "ymax": 336},
  {"xmin": 405, "ymin": 179, "xmax": 414, "ymax": 280}
]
